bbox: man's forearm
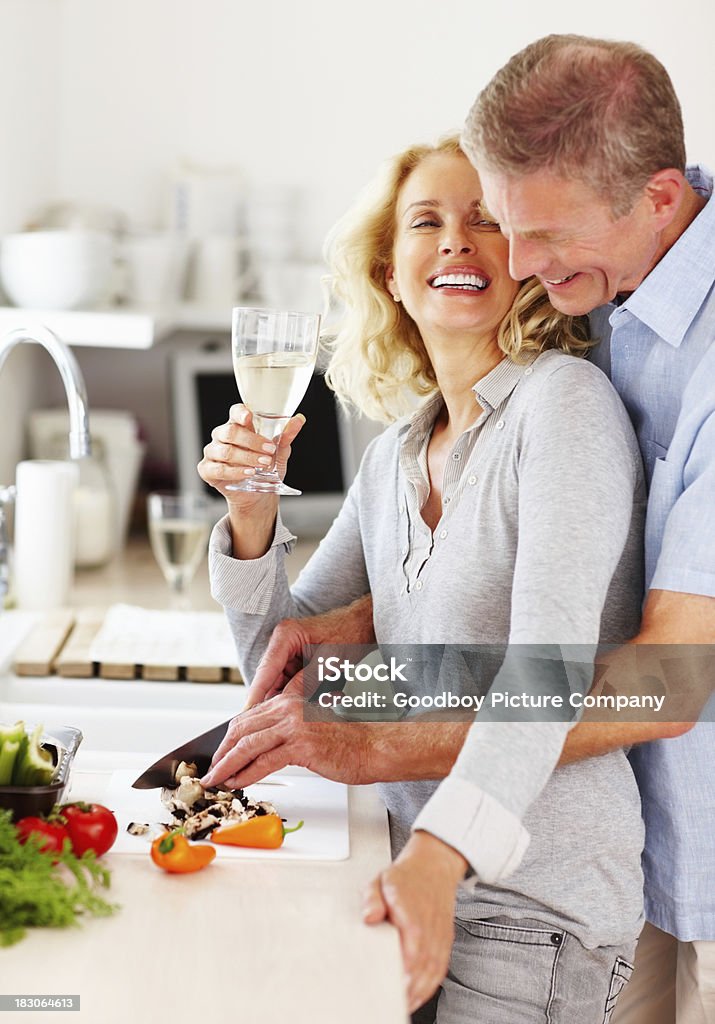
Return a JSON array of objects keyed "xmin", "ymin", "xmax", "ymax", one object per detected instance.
[
  {"xmin": 358, "ymin": 659, "xmax": 692, "ymax": 779},
  {"xmin": 558, "ymin": 718, "xmax": 692, "ymax": 766},
  {"xmin": 363, "ymin": 720, "xmax": 470, "ymax": 782},
  {"xmin": 320, "ymin": 593, "xmax": 376, "ymax": 645},
  {"xmin": 558, "ymin": 589, "xmax": 714, "ymax": 766}
]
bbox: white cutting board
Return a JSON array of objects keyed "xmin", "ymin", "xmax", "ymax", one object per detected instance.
[{"xmin": 102, "ymin": 769, "xmax": 350, "ymax": 861}]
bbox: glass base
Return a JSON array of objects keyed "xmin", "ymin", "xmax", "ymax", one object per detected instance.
[{"xmin": 226, "ymin": 476, "xmax": 302, "ymax": 496}]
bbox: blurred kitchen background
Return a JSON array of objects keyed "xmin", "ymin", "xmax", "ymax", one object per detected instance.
[{"xmin": 1, "ymin": 0, "xmax": 713, "ymax": 559}]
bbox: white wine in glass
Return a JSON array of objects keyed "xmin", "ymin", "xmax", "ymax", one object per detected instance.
[
  {"xmin": 228, "ymin": 306, "xmax": 321, "ymax": 496},
  {"xmin": 147, "ymin": 492, "xmax": 212, "ymax": 605}
]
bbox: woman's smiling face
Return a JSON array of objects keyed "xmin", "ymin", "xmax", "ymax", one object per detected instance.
[{"xmin": 387, "ymin": 152, "xmax": 520, "ymax": 347}]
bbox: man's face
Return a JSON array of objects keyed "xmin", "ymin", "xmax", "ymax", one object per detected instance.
[{"xmin": 478, "ymin": 168, "xmax": 661, "ymax": 315}]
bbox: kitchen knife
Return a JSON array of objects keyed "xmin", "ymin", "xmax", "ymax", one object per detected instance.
[{"xmin": 131, "ymin": 719, "xmax": 232, "ymax": 789}]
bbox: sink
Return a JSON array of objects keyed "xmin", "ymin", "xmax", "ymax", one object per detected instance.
[
  {"xmin": 0, "ymin": 699, "xmax": 243, "ymax": 753},
  {"xmin": 0, "ymin": 669, "xmax": 246, "ymax": 755},
  {"xmin": 0, "ymin": 672, "xmax": 246, "ymax": 712},
  {"xmin": 0, "ymin": 608, "xmax": 247, "ymax": 753},
  {"xmin": 0, "ymin": 662, "xmax": 247, "ymax": 755}
]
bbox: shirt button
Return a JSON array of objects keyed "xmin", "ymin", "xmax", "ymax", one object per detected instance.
[
  {"xmin": 401, "ymin": 547, "xmax": 408, "ymax": 556},
  {"xmin": 399, "ymin": 503, "xmax": 405, "ymax": 515},
  {"xmin": 439, "ymin": 529, "xmax": 448, "ymax": 539},
  {"xmin": 524, "ymin": 367, "xmax": 533, "ymax": 376},
  {"xmin": 468, "ymin": 475, "xmax": 477, "ymax": 485},
  {"xmin": 495, "ymin": 419, "xmax": 505, "ymax": 430},
  {"xmin": 443, "ymin": 496, "xmax": 451, "ymax": 504},
  {"xmin": 452, "ymin": 451, "xmax": 462, "ymax": 461},
  {"xmin": 415, "ymin": 580, "xmax": 423, "ymax": 591}
]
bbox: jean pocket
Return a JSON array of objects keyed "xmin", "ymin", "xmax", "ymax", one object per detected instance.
[
  {"xmin": 453, "ymin": 918, "xmax": 564, "ymax": 1018},
  {"xmin": 603, "ymin": 956, "xmax": 634, "ymax": 1023}
]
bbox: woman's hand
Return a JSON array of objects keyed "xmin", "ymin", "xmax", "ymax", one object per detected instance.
[
  {"xmin": 198, "ymin": 404, "xmax": 305, "ymax": 513},
  {"xmin": 198, "ymin": 404, "xmax": 305, "ymax": 558},
  {"xmin": 363, "ymin": 831, "xmax": 468, "ymax": 1014}
]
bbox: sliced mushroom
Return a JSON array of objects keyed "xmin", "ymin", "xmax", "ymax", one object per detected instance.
[
  {"xmin": 175, "ymin": 775, "xmax": 205, "ymax": 807},
  {"xmin": 160, "ymin": 775, "xmax": 279, "ymax": 837},
  {"xmin": 175, "ymin": 761, "xmax": 198, "ymax": 781},
  {"xmin": 127, "ymin": 822, "xmax": 151, "ymax": 836}
]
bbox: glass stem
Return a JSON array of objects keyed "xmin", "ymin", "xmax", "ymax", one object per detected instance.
[
  {"xmin": 253, "ymin": 415, "xmax": 287, "ymax": 478},
  {"xmin": 169, "ymin": 574, "xmax": 191, "ymax": 611}
]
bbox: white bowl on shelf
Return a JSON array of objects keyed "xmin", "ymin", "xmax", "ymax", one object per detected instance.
[{"xmin": 0, "ymin": 229, "xmax": 114, "ymax": 310}]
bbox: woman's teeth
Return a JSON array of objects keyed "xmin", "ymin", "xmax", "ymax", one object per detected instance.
[
  {"xmin": 545, "ymin": 273, "xmax": 577, "ymax": 285},
  {"xmin": 431, "ymin": 273, "xmax": 488, "ymax": 290}
]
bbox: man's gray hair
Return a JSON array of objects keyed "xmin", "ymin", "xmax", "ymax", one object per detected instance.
[{"xmin": 463, "ymin": 34, "xmax": 686, "ymax": 218}]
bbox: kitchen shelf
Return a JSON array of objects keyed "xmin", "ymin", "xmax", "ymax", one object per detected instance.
[{"xmin": 0, "ymin": 302, "xmax": 232, "ymax": 350}]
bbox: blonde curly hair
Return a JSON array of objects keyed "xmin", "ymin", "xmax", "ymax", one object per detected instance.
[{"xmin": 324, "ymin": 134, "xmax": 592, "ymax": 423}]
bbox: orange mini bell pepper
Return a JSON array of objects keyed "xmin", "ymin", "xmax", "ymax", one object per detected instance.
[
  {"xmin": 150, "ymin": 829, "xmax": 216, "ymax": 873},
  {"xmin": 211, "ymin": 814, "xmax": 304, "ymax": 849}
]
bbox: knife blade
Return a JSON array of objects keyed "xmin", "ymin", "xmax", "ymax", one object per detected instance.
[{"xmin": 131, "ymin": 719, "xmax": 232, "ymax": 789}]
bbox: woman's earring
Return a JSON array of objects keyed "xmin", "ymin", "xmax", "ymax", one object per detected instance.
[{"xmin": 393, "ymin": 294, "xmax": 401, "ymax": 303}]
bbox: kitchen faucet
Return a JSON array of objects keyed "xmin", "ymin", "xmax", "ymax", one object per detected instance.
[{"xmin": 0, "ymin": 325, "xmax": 91, "ymax": 607}]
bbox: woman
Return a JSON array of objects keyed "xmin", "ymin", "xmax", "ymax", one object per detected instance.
[{"xmin": 198, "ymin": 135, "xmax": 645, "ymax": 1023}]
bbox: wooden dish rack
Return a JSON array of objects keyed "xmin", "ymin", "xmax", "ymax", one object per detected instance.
[{"xmin": 12, "ymin": 609, "xmax": 244, "ymax": 684}]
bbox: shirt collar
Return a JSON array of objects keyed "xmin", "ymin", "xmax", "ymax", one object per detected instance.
[
  {"xmin": 609, "ymin": 164, "xmax": 715, "ymax": 347},
  {"xmin": 397, "ymin": 391, "xmax": 443, "ymax": 445},
  {"xmin": 472, "ymin": 354, "xmax": 534, "ymax": 411},
  {"xmin": 397, "ymin": 354, "xmax": 535, "ymax": 444}
]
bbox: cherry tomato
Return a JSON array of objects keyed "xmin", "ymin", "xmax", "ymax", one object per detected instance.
[
  {"xmin": 16, "ymin": 816, "xmax": 69, "ymax": 859},
  {"xmin": 60, "ymin": 802, "xmax": 118, "ymax": 857}
]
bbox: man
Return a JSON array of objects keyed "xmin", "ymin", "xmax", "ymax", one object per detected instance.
[
  {"xmin": 204, "ymin": 35, "xmax": 715, "ymax": 1023},
  {"xmin": 380, "ymin": 35, "xmax": 715, "ymax": 1022}
]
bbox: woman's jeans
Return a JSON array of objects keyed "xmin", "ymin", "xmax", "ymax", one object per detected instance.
[{"xmin": 413, "ymin": 916, "xmax": 637, "ymax": 1024}]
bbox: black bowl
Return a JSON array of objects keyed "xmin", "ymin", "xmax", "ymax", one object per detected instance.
[{"xmin": 0, "ymin": 725, "xmax": 83, "ymax": 821}]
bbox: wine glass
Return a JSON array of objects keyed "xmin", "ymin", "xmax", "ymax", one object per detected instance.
[
  {"xmin": 147, "ymin": 492, "xmax": 212, "ymax": 607},
  {"xmin": 227, "ymin": 306, "xmax": 321, "ymax": 496}
]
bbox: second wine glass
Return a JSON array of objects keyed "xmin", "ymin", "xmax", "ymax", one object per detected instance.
[
  {"xmin": 147, "ymin": 491, "xmax": 212, "ymax": 607},
  {"xmin": 227, "ymin": 306, "xmax": 321, "ymax": 496}
]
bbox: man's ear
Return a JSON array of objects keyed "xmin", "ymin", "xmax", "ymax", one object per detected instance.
[{"xmin": 645, "ymin": 168, "xmax": 686, "ymax": 230}]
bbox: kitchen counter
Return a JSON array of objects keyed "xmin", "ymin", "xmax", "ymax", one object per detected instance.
[
  {"xmin": 2, "ymin": 756, "xmax": 405, "ymax": 1024},
  {"xmin": 0, "ymin": 541, "xmax": 407, "ymax": 1024},
  {"xmin": 66, "ymin": 533, "xmax": 317, "ymax": 611}
]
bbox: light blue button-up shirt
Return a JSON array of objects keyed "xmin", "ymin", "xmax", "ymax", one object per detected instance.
[{"xmin": 589, "ymin": 165, "xmax": 715, "ymax": 941}]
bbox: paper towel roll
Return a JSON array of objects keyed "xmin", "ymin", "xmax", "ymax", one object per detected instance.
[{"xmin": 14, "ymin": 460, "xmax": 79, "ymax": 610}]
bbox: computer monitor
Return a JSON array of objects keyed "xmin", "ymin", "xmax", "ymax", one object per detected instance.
[{"xmin": 170, "ymin": 345, "xmax": 366, "ymax": 537}]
